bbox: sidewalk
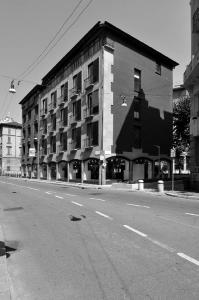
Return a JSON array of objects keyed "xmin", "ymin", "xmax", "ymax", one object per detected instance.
[
  {"xmin": 0, "ymin": 225, "xmax": 11, "ymax": 299},
  {"xmin": 165, "ymin": 190, "xmax": 199, "ymax": 200}
]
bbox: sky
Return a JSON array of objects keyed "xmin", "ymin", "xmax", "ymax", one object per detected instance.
[{"xmin": 0, "ymin": 0, "xmax": 190, "ymax": 123}]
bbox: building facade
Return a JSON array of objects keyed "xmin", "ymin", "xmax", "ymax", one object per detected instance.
[
  {"xmin": 0, "ymin": 116, "xmax": 22, "ymax": 175},
  {"xmin": 184, "ymin": 0, "xmax": 199, "ymax": 189},
  {"xmin": 20, "ymin": 21, "xmax": 177, "ymax": 184}
]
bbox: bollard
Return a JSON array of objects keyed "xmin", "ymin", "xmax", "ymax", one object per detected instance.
[
  {"xmin": 157, "ymin": 180, "xmax": 164, "ymax": 192},
  {"xmin": 138, "ymin": 179, "xmax": 144, "ymax": 191}
]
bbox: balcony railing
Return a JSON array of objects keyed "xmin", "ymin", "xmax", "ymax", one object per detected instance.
[
  {"xmin": 48, "ymin": 124, "xmax": 56, "ymax": 133},
  {"xmin": 69, "ymin": 141, "xmax": 80, "ymax": 151},
  {"xmin": 48, "ymin": 102, "xmax": 56, "ymax": 112},
  {"xmin": 84, "ymin": 76, "xmax": 94, "ymax": 90},
  {"xmin": 47, "ymin": 147, "xmax": 56, "ymax": 155},
  {"xmin": 57, "ymin": 144, "xmax": 65, "ymax": 153},
  {"xmin": 57, "ymin": 95, "xmax": 65, "ymax": 106},
  {"xmin": 40, "ymin": 149, "xmax": 47, "ymax": 156},
  {"xmin": 69, "ymin": 87, "xmax": 81, "ymax": 99},
  {"xmin": 83, "ymin": 107, "xmax": 94, "ymax": 119},
  {"xmin": 69, "ymin": 115, "xmax": 78, "ymax": 125},
  {"xmin": 40, "ymin": 108, "xmax": 47, "ymax": 117},
  {"xmin": 83, "ymin": 137, "xmax": 93, "ymax": 149}
]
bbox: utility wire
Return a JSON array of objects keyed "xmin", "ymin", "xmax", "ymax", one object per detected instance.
[
  {"xmin": 18, "ymin": 0, "xmax": 85, "ymax": 80},
  {"xmin": 20, "ymin": 0, "xmax": 94, "ymax": 81}
]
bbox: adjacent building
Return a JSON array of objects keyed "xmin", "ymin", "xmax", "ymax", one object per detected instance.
[
  {"xmin": 0, "ymin": 116, "xmax": 22, "ymax": 175},
  {"xmin": 20, "ymin": 21, "xmax": 178, "ymax": 184},
  {"xmin": 184, "ymin": 0, "xmax": 199, "ymax": 189}
]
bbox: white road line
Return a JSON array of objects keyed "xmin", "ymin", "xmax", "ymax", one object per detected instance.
[
  {"xmin": 185, "ymin": 213, "xmax": 199, "ymax": 217},
  {"xmin": 55, "ymin": 196, "xmax": 64, "ymax": 199},
  {"xmin": 95, "ymin": 211, "xmax": 112, "ymax": 220},
  {"xmin": 177, "ymin": 253, "xmax": 199, "ymax": 266},
  {"xmin": 146, "ymin": 237, "xmax": 175, "ymax": 253},
  {"xmin": 65, "ymin": 193, "xmax": 76, "ymax": 197},
  {"xmin": 123, "ymin": 225, "xmax": 147, "ymax": 237},
  {"xmin": 127, "ymin": 204, "xmax": 150, "ymax": 209},
  {"xmin": 89, "ymin": 197, "xmax": 105, "ymax": 202},
  {"xmin": 26, "ymin": 187, "xmax": 39, "ymax": 191},
  {"xmin": 45, "ymin": 192, "xmax": 52, "ymax": 195},
  {"xmin": 72, "ymin": 201, "xmax": 83, "ymax": 207}
]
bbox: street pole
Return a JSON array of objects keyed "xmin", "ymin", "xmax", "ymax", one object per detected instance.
[
  {"xmin": 37, "ymin": 95, "xmax": 41, "ymax": 179},
  {"xmin": 154, "ymin": 145, "xmax": 160, "ymax": 178},
  {"xmin": 171, "ymin": 157, "xmax": 174, "ymax": 191}
]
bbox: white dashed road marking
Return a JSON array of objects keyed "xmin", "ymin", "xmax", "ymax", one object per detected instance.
[
  {"xmin": 45, "ymin": 192, "xmax": 52, "ymax": 194},
  {"xmin": 95, "ymin": 211, "xmax": 112, "ymax": 220},
  {"xmin": 65, "ymin": 193, "xmax": 76, "ymax": 197},
  {"xmin": 146, "ymin": 237, "xmax": 175, "ymax": 253},
  {"xmin": 89, "ymin": 197, "xmax": 106, "ymax": 202},
  {"xmin": 127, "ymin": 204, "xmax": 150, "ymax": 209},
  {"xmin": 177, "ymin": 253, "xmax": 199, "ymax": 266},
  {"xmin": 55, "ymin": 196, "xmax": 64, "ymax": 199},
  {"xmin": 185, "ymin": 213, "xmax": 199, "ymax": 217},
  {"xmin": 123, "ymin": 225, "xmax": 147, "ymax": 237},
  {"xmin": 72, "ymin": 201, "xmax": 83, "ymax": 207}
]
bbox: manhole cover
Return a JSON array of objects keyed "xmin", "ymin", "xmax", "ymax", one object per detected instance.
[{"xmin": 4, "ymin": 207, "xmax": 24, "ymax": 211}]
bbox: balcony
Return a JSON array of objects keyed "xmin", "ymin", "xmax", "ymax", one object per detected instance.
[
  {"xmin": 40, "ymin": 149, "xmax": 47, "ymax": 157},
  {"xmin": 83, "ymin": 107, "xmax": 94, "ymax": 120},
  {"xmin": 69, "ymin": 115, "xmax": 78, "ymax": 126},
  {"xmin": 184, "ymin": 48, "xmax": 199, "ymax": 86},
  {"xmin": 58, "ymin": 120, "xmax": 65, "ymax": 130},
  {"xmin": 48, "ymin": 102, "xmax": 56, "ymax": 113},
  {"xmin": 34, "ymin": 114, "xmax": 38, "ymax": 122},
  {"xmin": 40, "ymin": 108, "xmax": 47, "ymax": 117},
  {"xmin": 47, "ymin": 148, "xmax": 55, "ymax": 156},
  {"xmin": 84, "ymin": 76, "xmax": 94, "ymax": 90},
  {"xmin": 69, "ymin": 87, "xmax": 80, "ymax": 100},
  {"xmin": 83, "ymin": 137, "xmax": 93, "ymax": 149},
  {"xmin": 69, "ymin": 141, "xmax": 79, "ymax": 152},
  {"xmin": 57, "ymin": 144, "xmax": 65, "ymax": 154},
  {"xmin": 48, "ymin": 124, "xmax": 56, "ymax": 134},
  {"xmin": 57, "ymin": 95, "xmax": 65, "ymax": 106}
]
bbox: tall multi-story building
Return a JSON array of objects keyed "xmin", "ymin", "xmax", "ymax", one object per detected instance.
[
  {"xmin": 20, "ymin": 21, "xmax": 178, "ymax": 184},
  {"xmin": 0, "ymin": 116, "xmax": 22, "ymax": 175},
  {"xmin": 184, "ymin": 0, "xmax": 199, "ymax": 189}
]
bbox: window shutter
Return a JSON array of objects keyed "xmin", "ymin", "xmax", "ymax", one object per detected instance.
[
  {"xmin": 64, "ymin": 82, "xmax": 68, "ymax": 101},
  {"xmin": 63, "ymin": 132, "xmax": 67, "ymax": 150},
  {"xmin": 64, "ymin": 107, "xmax": 68, "ymax": 126},
  {"xmin": 92, "ymin": 121, "xmax": 98, "ymax": 145}
]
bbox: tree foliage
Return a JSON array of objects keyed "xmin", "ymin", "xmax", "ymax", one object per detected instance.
[{"xmin": 173, "ymin": 96, "xmax": 190, "ymax": 157}]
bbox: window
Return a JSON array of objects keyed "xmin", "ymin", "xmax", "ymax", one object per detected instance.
[
  {"xmin": 63, "ymin": 132, "xmax": 67, "ymax": 151},
  {"xmin": 134, "ymin": 126, "xmax": 141, "ymax": 148},
  {"xmin": 88, "ymin": 58, "xmax": 99, "ymax": 83},
  {"xmin": 61, "ymin": 82, "xmax": 68, "ymax": 101},
  {"xmin": 72, "ymin": 127, "xmax": 81, "ymax": 149},
  {"xmin": 8, "ymin": 128, "xmax": 11, "ymax": 135},
  {"xmin": 42, "ymin": 98, "xmax": 48, "ymax": 114},
  {"xmin": 134, "ymin": 69, "xmax": 141, "ymax": 92},
  {"xmin": 6, "ymin": 146, "xmax": 12, "ymax": 155},
  {"xmin": 87, "ymin": 121, "xmax": 98, "ymax": 146},
  {"xmin": 73, "ymin": 72, "xmax": 82, "ymax": 93},
  {"xmin": 133, "ymin": 98, "xmax": 141, "ymax": 120},
  {"xmin": 73, "ymin": 100, "xmax": 81, "ymax": 121},
  {"xmin": 193, "ymin": 8, "xmax": 199, "ymax": 33},
  {"xmin": 63, "ymin": 107, "xmax": 68, "ymax": 126},
  {"xmin": 7, "ymin": 166, "xmax": 10, "ymax": 171},
  {"xmin": 7, "ymin": 136, "xmax": 11, "ymax": 144},
  {"xmin": 28, "ymin": 111, "xmax": 31, "ymax": 120},
  {"xmin": 87, "ymin": 90, "xmax": 99, "ymax": 114},
  {"xmin": 155, "ymin": 63, "xmax": 161, "ymax": 75},
  {"xmin": 50, "ymin": 136, "xmax": 56, "ymax": 153},
  {"xmin": 51, "ymin": 91, "xmax": 57, "ymax": 108},
  {"xmin": 51, "ymin": 114, "xmax": 56, "ymax": 131}
]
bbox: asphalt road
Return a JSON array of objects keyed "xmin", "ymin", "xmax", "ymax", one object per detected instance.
[{"xmin": 0, "ymin": 177, "xmax": 199, "ymax": 299}]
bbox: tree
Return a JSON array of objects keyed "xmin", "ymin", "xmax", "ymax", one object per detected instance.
[{"xmin": 173, "ymin": 96, "xmax": 190, "ymax": 157}]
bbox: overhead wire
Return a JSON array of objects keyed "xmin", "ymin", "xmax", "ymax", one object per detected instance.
[
  {"xmin": 18, "ymin": 0, "xmax": 85, "ymax": 80},
  {"xmin": 19, "ymin": 0, "xmax": 95, "ymax": 81}
]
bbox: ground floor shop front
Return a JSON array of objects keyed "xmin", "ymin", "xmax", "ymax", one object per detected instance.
[{"xmin": 21, "ymin": 156, "xmax": 171, "ymax": 184}]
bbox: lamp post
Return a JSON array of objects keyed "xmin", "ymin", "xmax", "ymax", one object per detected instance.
[{"xmin": 37, "ymin": 94, "xmax": 41, "ymax": 179}]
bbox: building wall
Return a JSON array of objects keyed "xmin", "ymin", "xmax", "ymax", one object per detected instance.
[{"xmin": 110, "ymin": 39, "xmax": 173, "ymax": 159}]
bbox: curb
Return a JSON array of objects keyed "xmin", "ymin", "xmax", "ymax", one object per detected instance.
[
  {"xmin": 165, "ymin": 192, "xmax": 199, "ymax": 200},
  {"xmin": 0, "ymin": 225, "xmax": 11, "ymax": 299}
]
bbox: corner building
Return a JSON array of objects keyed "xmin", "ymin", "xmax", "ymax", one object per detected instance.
[
  {"xmin": 184, "ymin": 0, "xmax": 199, "ymax": 190},
  {"xmin": 20, "ymin": 21, "xmax": 178, "ymax": 184}
]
